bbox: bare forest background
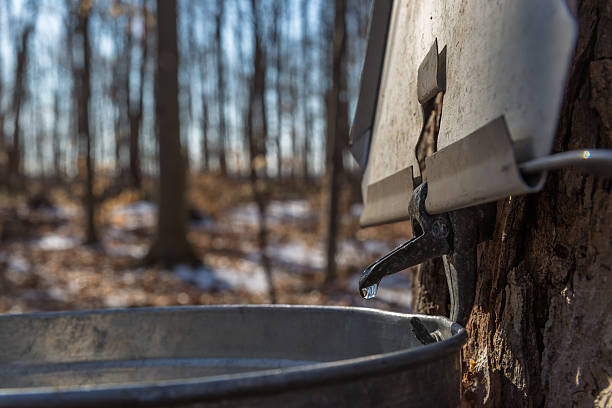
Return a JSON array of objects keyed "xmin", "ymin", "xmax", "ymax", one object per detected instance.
[{"xmin": 0, "ymin": 0, "xmax": 414, "ymax": 313}]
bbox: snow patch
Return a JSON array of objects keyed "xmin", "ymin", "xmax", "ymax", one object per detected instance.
[
  {"xmin": 226, "ymin": 200, "xmax": 315, "ymax": 228},
  {"xmin": 269, "ymin": 242, "xmax": 326, "ymax": 270},
  {"xmin": 173, "ymin": 262, "xmax": 270, "ymax": 294},
  {"xmin": 34, "ymin": 234, "xmax": 79, "ymax": 250},
  {"xmin": 108, "ymin": 201, "xmax": 157, "ymax": 230},
  {"xmin": 105, "ymin": 242, "xmax": 148, "ymax": 258},
  {"xmin": 6, "ymin": 254, "xmax": 29, "ymax": 273}
]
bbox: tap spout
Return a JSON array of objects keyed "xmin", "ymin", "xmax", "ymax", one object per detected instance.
[{"xmin": 359, "ymin": 183, "xmax": 452, "ymax": 298}]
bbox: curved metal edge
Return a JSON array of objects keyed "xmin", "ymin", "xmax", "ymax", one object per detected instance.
[
  {"xmin": 349, "ymin": 0, "xmax": 394, "ymax": 171},
  {"xmin": 425, "ymin": 116, "xmax": 546, "ymax": 214},
  {"xmin": 0, "ymin": 306, "xmax": 467, "ymax": 408}
]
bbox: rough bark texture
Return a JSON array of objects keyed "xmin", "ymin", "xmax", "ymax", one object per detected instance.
[{"xmin": 412, "ymin": 1, "xmax": 612, "ymax": 406}]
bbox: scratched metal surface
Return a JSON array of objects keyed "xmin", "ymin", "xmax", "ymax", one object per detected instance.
[
  {"xmin": 0, "ymin": 306, "xmax": 466, "ymax": 407},
  {"xmin": 362, "ymin": 0, "xmax": 576, "ymax": 211}
]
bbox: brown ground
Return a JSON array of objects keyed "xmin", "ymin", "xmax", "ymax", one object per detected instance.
[{"xmin": 0, "ymin": 173, "xmax": 414, "ymax": 315}]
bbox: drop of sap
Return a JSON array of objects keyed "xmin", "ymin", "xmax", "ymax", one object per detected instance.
[{"xmin": 360, "ymin": 283, "xmax": 379, "ymax": 300}]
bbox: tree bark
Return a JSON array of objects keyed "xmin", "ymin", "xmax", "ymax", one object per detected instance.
[
  {"xmin": 127, "ymin": 1, "xmax": 148, "ymax": 190},
  {"xmin": 215, "ymin": 1, "xmax": 227, "ymax": 176},
  {"xmin": 7, "ymin": 23, "xmax": 34, "ymax": 191},
  {"xmin": 272, "ymin": 0, "xmax": 283, "ymax": 181},
  {"xmin": 411, "ymin": 1, "xmax": 612, "ymax": 406},
  {"xmin": 198, "ymin": 5, "xmax": 210, "ymax": 174},
  {"xmin": 52, "ymin": 90, "xmax": 62, "ymax": 181},
  {"xmin": 247, "ymin": 0, "xmax": 276, "ymax": 303},
  {"xmin": 289, "ymin": 66, "xmax": 298, "ymax": 181},
  {"xmin": 74, "ymin": 1, "xmax": 97, "ymax": 244},
  {"xmin": 146, "ymin": 0, "xmax": 197, "ymax": 267},
  {"xmin": 324, "ymin": 0, "xmax": 348, "ymax": 283},
  {"xmin": 300, "ymin": 0, "xmax": 311, "ymax": 181}
]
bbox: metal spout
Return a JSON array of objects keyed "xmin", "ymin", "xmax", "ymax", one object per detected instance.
[
  {"xmin": 358, "ymin": 182, "xmax": 496, "ymax": 325},
  {"xmin": 359, "ymin": 183, "xmax": 452, "ymax": 298}
]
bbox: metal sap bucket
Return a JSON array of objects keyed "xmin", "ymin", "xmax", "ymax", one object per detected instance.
[{"xmin": 0, "ymin": 306, "xmax": 466, "ymax": 407}]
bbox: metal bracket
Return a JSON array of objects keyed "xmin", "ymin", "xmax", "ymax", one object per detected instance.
[
  {"xmin": 351, "ymin": 0, "xmax": 577, "ymax": 225},
  {"xmin": 359, "ymin": 182, "xmax": 495, "ymax": 325}
]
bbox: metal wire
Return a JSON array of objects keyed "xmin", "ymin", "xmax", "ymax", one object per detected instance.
[{"xmin": 519, "ymin": 149, "xmax": 612, "ymax": 177}]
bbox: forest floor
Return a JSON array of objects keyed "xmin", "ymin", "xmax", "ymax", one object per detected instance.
[{"xmin": 0, "ymin": 173, "xmax": 415, "ymax": 315}]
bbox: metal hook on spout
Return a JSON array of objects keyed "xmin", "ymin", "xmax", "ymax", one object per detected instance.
[{"xmin": 359, "ymin": 182, "xmax": 496, "ymax": 325}]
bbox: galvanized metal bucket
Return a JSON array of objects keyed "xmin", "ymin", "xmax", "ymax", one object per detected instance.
[{"xmin": 0, "ymin": 306, "xmax": 466, "ymax": 407}]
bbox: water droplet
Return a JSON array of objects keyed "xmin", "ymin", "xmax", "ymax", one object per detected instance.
[{"xmin": 360, "ymin": 283, "xmax": 379, "ymax": 299}]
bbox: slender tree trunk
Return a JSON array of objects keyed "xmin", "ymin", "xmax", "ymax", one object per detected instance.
[
  {"xmin": 200, "ymin": 99, "xmax": 209, "ymax": 173},
  {"xmin": 146, "ymin": 0, "xmax": 197, "ymax": 267},
  {"xmin": 324, "ymin": 0, "xmax": 348, "ymax": 283},
  {"xmin": 411, "ymin": 1, "xmax": 612, "ymax": 406},
  {"xmin": 272, "ymin": 0, "xmax": 283, "ymax": 181},
  {"xmin": 215, "ymin": 1, "xmax": 227, "ymax": 176},
  {"xmin": 248, "ymin": 0, "xmax": 276, "ymax": 304},
  {"xmin": 52, "ymin": 90, "xmax": 61, "ymax": 181},
  {"xmin": 198, "ymin": 12, "xmax": 210, "ymax": 173},
  {"xmin": 232, "ymin": 1, "xmax": 247, "ymax": 176},
  {"xmin": 289, "ymin": 66, "xmax": 298, "ymax": 181},
  {"xmin": 7, "ymin": 25, "xmax": 33, "ymax": 191},
  {"xmin": 74, "ymin": 2, "xmax": 97, "ymax": 244},
  {"xmin": 126, "ymin": 7, "xmax": 146, "ymax": 190},
  {"xmin": 301, "ymin": 0, "xmax": 310, "ymax": 180},
  {"xmin": 111, "ymin": 10, "xmax": 124, "ymax": 176}
]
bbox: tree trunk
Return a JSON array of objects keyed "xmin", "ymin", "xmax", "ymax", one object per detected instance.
[
  {"xmin": 215, "ymin": 1, "xmax": 227, "ymax": 176},
  {"xmin": 111, "ymin": 9, "xmax": 125, "ymax": 177},
  {"xmin": 300, "ymin": 0, "xmax": 311, "ymax": 181},
  {"xmin": 289, "ymin": 66, "xmax": 298, "ymax": 181},
  {"xmin": 52, "ymin": 90, "xmax": 61, "ymax": 181},
  {"xmin": 74, "ymin": 1, "xmax": 97, "ymax": 245},
  {"xmin": 247, "ymin": 0, "xmax": 276, "ymax": 304},
  {"xmin": 324, "ymin": 0, "xmax": 348, "ymax": 283},
  {"xmin": 198, "ymin": 5, "xmax": 210, "ymax": 174},
  {"xmin": 411, "ymin": 1, "xmax": 612, "ymax": 406},
  {"xmin": 127, "ymin": 4, "xmax": 147, "ymax": 190},
  {"xmin": 7, "ymin": 24, "xmax": 34, "ymax": 191},
  {"xmin": 272, "ymin": 0, "xmax": 283, "ymax": 182},
  {"xmin": 200, "ymin": 97, "xmax": 209, "ymax": 173},
  {"xmin": 146, "ymin": 0, "xmax": 198, "ymax": 267}
]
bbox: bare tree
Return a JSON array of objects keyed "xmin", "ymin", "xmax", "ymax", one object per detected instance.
[
  {"xmin": 145, "ymin": 0, "xmax": 197, "ymax": 267},
  {"xmin": 271, "ymin": 0, "xmax": 283, "ymax": 181},
  {"xmin": 110, "ymin": 1, "xmax": 126, "ymax": 176},
  {"xmin": 324, "ymin": 0, "xmax": 348, "ymax": 282},
  {"xmin": 52, "ymin": 90, "xmax": 62, "ymax": 180},
  {"xmin": 199, "ymin": 61, "xmax": 210, "ymax": 173},
  {"xmin": 7, "ymin": 9, "xmax": 36, "ymax": 190},
  {"xmin": 198, "ymin": 3, "xmax": 210, "ymax": 173},
  {"xmin": 126, "ymin": 0, "xmax": 149, "ymax": 189},
  {"xmin": 72, "ymin": 0, "xmax": 97, "ymax": 244},
  {"xmin": 247, "ymin": 0, "xmax": 275, "ymax": 303},
  {"xmin": 214, "ymin": 1, "xmax": 227, "ymax": 176},
  {"xmin": 288, "ymin": 63, "xmax": 298, "ymax": 180},
  {"xmin": 300, "ymin": 0, "xmax": 311, "ymax": 180}
]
